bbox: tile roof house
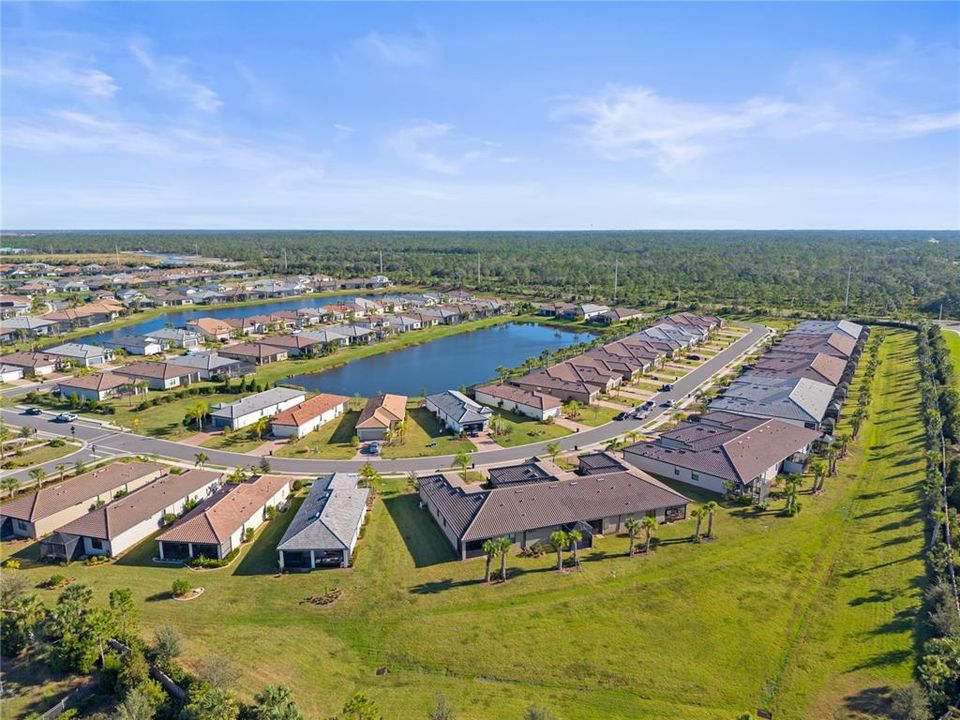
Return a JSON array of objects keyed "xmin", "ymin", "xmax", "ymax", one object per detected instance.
[
  {"xmin": 219, "ymin": 342, "xmax": 288, "ymax": 365},
  {"xmin": 426, "ymin": 390, "xmax": 494, "ymax": 434},
  {"xmin": 473, "ymin": 383, "xmax": 562, "ymax": 421},
  {"xmin": 744, "ymin": 352, "xmax": 847, "ymax": 387},
  {"xmin": 709, "ymin": 376, "xmax": 835, "ymax": 429},
  {"xmin": 103, "ymin": 334, "xmax": 164, "ymax": 356},
  {"xmin": 114, "ymin": 361, "xmax": 200, "ymax": 391},
  {"xmin": 0, "ymin": 316, "xmax": 59, "ymax": 341},
  {"xmin": 775, "ymin": 332, "xmax": 858, "ymax": 359},
  {"xmin": 355, "ymin": 393, "xmax": 407, "ymax": 441},
  {"xmin": 511, "ymin": 370, "xmax": 600, "ymax": 406},
  {"xmin": 256, "ymin": 333, "xmax": 322, "ymax": 357},
  {"xmin": 53, "ymin": 469, "xmax": 221, "ymax": 558},
  {"xmin": 165, "ymin": 352, "xmax": 251, "ymax": 380},
  {"xmin": 277, "ymin": 473, "xmax": 370, "ymax": 569},
  {"xmin": 44, "ymin": 343, "xmax": 115, "ymax": 368},
  {"xmin": 186, "ymin": 317, "xmax": 234, "ymax": 342},
  {"xmin": 623, "ymin": 411, "xmax": 821, "ymax": 500},
  {"xmin": 2, "ymin": 461, "xmax": 164, "ymax": 540},
  {"xmin": 55, "ymin": 372, "xmax": 136, "ymax": 402},
  {"xmin": 156, "ymin": 475, "xmax": 290, "ymax": 561},
  {"xmin": 790, "ymin": 319, "xmax": 863, "ymax": 341},
  {"xmin": 209, "ymin": 386, "xmax": 306, "ymax": 431},
  {"xmin": 270, "ymin": 393, "xmax": 350, "ymax": 438},
  {"xmin": 0, "ymin": 351, "xmax": 60, "ymax": 376},
  {"xmin": 598, "ymin": 307, "xmax": 645, "ymax": 325},
  {"xmin": 149, "ymin": 328, "xmax": 203, "ymax": 349},
  {"xmin": 419, "ymin": 461, "xmax": 689, "ymax": 560}
]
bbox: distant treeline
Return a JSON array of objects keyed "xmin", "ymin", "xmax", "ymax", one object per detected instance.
[{"xmin": 7, "ymin": 230, "xmax": 960, "ymax": 318}]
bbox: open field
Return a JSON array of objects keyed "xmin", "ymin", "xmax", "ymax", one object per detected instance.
[
  {"xmin": 943, "ymin": 326, "xmax": 960, "ymax": 375},
  {"xmin": 0, "ymin": 439, "xmax": 81, "ymax": 469},
  {"xmin": 490, "ymin": 410, "xmax": 571, "ymax": 448},
  {"xmin": 380, "ymin": 407, "xmax": 476, "ymax": 459},
  {"xmin": 275, "ymin": 409, "xmax": 362, "ymax": 460}
]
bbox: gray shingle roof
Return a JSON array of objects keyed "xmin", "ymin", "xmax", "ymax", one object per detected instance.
[
  {"xmin": 709, "ymin": 376, "xmax": 834, "ymax": 425},
  {"xmin": 427, "ymin": 390, "xmax": 493, "ymax": 425},
  {"xmin": 277, "ymin": 474, "xmax": 369, "ymax": 551},
  {"xmin": 210, "ymin": 387, "xmax": 305, "ymax": 420}
]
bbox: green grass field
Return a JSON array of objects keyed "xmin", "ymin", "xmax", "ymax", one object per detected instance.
[
  {"xmin": 0, "ymin": 440, "xmax": 81, "ymax": 469},
  {"xmin": 275, "ymin": 410, "xmax": 362, "ymax": 460},
  {"xmin": 380, "ymin": 407, "xmax": 475, "ymax": 459},
  {"xmin": 943, "ymin": 326, "xmax": 960, "ymax": 375},
  {"xmin": 576, "ymin": 404, "xmax": 620, "ymax": 426},
  {"xmin": 489, "ymin": 410, "xmax": 571, "ymax": 448},
  {"xmin": 0, "ymin": 330, "xmax": 927, "ymax": 720}
]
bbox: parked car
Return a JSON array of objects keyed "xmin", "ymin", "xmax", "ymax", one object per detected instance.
[
  {"xmin": 54, "ymin": 412, "xmax": 78, "ymax": 423},
  {"xmin": 614, "ymin": 412, "xmax": 629, "ymax": 421},
  {"xmin": 632, "ymin": 409, "xmax": 648, "ymax": 420},
  {"xmin": 24, "ymin": 407, "xmax": 42, "ymax": 416},
  {"xmin": 366, "ymin": 442, "xmax": 381, "ymax": 455},
  {"xmin": 687, "ymin": 354, "xmax": 701, "ymax": 361},
  {"xmin": 660, "ymin": 383, "xmax": 674, "ymax": 392},
  {"xmin": 641, "ymin": 400, "xmax": 654, "ymax": 409},
  {"xmin": 661, "ymin": 400, "xmax": 675, "ymax": 408}
]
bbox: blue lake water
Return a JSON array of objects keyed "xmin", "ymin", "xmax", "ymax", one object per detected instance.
[
  {"xmin": 77, "ymin": 294, "xmax": 370, "ymax": 344},
  {"xmin": 286, "ymin": 323, "xmax": 595, "ymax": 396}
]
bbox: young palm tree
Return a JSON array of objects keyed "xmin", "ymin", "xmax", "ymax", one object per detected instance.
[
  {"xmin": 252, "ymin": 416, "xmax": 269, "ymax": 441},
  {"xmin": 28, "ymin": 467, "xmax": 47, "ymax": 490},
  {"xmin": 545, "ymin": 442, "xmax": 561, "ymax": 465},
  {"xmin": 691, "ymin": 507, "xmax": 705, "ymax": 542},
  {"xmin": 549, "ymin": 530, "xmax": 568, "ymax": 571},
  {"xmin": 496, "ymin": 366, "xmax": 508, "ymax": 384},
  {"xmin": 703, "ymin": 501, "xmax": 718, "ymax": 538},
  {"xmin": 567, "ymin": 528, "xmax": 582, "ymax": 568},
  {"xmin": 453, "ymin": 450, "xmax": 471, "ymax": 481},
  {"xmin": 497, "ymin": 536, "xmax": 511, "ymax": 582},
  {"xmin": 1, "ymin": 476, "xmax": 19, "ymax": 498},
  {"xmin": 836, "ymin": 432, "xmax": 850, "ymax": 459},
  {"xmin": 482, "ymin": 539, "xmax": 498, "ymax": 583},
  {"xmin": 55, "ymin": 463, "xmax": 67, "ymax": 483},
  {"xmin": 641, "ymin": 515, "xmax": 657, "ymax": 553},
  {"xmin": 194, "ymin": 452, "xmax": 209, "ymax": 469},
  {"xmin": 74, "ymin": 460, "xmax": 86, "ymax": 475},
  {"xmin": 624, "ymin": 517, "xmax": 641, "ymax": 557},
  {"xmin": 0, "ymin": 423, "xmax": 9, "ymax": 461},
  {"xmin": 809, "ymin": 460, "xmax": 828, "ymax": 494}
]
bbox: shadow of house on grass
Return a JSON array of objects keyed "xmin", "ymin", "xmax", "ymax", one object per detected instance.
[
  {"xmin": 233, "ymin": 496, "xmax": 303, "ymax": 576},
  {"xmin": 382, "ymin": 493, "xmax": 455, "ymax": 568}
]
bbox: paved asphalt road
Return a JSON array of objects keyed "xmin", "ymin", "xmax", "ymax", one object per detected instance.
[{"xmin": 1, "ymin": 322, "xmax": 768, "ymax": 480}]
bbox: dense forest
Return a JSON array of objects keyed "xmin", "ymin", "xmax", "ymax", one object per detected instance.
[{"xmin": 4, "ymin": 230, "xmax": 959, "ymax": 318}]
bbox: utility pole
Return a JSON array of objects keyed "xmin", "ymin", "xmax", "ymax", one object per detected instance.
[
  {"xmin": 843, "ymin": 265, "xmax": 852, "ymax": 312},
  {"xmin": 282, "ymin": 247, "xmax": 288, "ymax": 273},
  {"xmin": 939, "ymin": 303, "xmax": 944, "ymax": 321},
  {"xmin": 613, "ymin": 260, "xmax": 619, "ymax": 304},
  {"xmin": 115, "ymin": 244, "xmax": 120, "ymax": 268},
  {"xmin": 379, "ymin": 250, "xmax": 383, "ymax": 274},
  {"xmin": 477, "ymin": 253, "xmax": 481, "ymax": 287}
]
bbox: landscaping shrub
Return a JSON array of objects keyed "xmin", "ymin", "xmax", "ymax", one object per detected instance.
[
  {"xmin": 169, "ymin": 466, "xmax": 184, "ymax": 475},
  {"xmin": 49, "ymin": 438, "xmax": 66, "ymax": 447},
  {"xmin": 292, "ymin": 479, "xmax": 303, "ymax": 491},
  {"xmin": 171, "ymin": 578, "xmax": 191, "ymax": 597},
  {"xmin": 2, "ymin": 559, "xmax": 21, "ymax": 569}
]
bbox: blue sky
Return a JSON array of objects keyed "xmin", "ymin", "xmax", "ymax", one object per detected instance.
[{"xmin": 2, "ymin": 2, "xmax": 958, "ymax": 230}]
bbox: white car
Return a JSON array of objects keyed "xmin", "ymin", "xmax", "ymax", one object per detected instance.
[{"xmin": 54, "ymin": 412, "xmax": 78, "ymax": 423}]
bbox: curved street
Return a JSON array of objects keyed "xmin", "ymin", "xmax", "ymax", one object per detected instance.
[{"xmin": 1, "ymin": 322, "xmax": 768, "ymax": 481}]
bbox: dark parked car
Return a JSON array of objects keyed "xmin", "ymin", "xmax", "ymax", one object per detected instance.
[
  {"xmin": 660, "ymin": 383, "xmax": 674, "ymax": 392},
  {"xmin": 614, "ymin": 412, "xmax": 629, "ymax": 421},
  {"xmin": 687, "ymin": 354, "xmax": 701, "ymax": 361},
  {"xmin": 24, "ymin": 407, "xmax": 42, "ymax": 416}
]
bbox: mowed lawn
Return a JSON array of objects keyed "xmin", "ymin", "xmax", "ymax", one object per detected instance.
[
  {"xmin": 380, "ymin": 407, "xmax": 475, "ymax": 459},
  {"xmin": 0, "ymin": 330, "xmax": 926, "ymax": 719},
  {"xmin": 274, "ymin": 409, "xmax": 362, "ymax": 460},
  {"xmin": 943, "ymin": 326, "xmax": 960, "ymax": 375},
  {"xmin": 490, "ymin": 409, "xmax": 571, "ymax": 448}
]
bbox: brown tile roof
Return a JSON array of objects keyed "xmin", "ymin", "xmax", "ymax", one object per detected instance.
[
  {"xmin": 156, "ymin": 475, "xmax": 289, "ymax": 545},
  {"xmin": 776, "ymin": 332, "xmax": 856, "ymax": 358},
  {"xmin": 0, "ymin": 351, "xmax": 59, "ymax": 369},
  {"xmin": 747, "ymin": 352, "xmax": 846, "ymax": 386},
  {"xmin": 270, "ymin": 393, "xmax": 350, "ymax": 428},
  {"xmin": 473, "ymin": 383, "xmax": 561, "ymax": 411},
  {"xmin": 256, "ymin": 334, "xmax": 320, "ymax": 350},
  {"xmin": 189, "ymin": 317, "xmax": 233, "ymax": 335},
  {"xmin": 220, "ymin": 343, "xmax": 285, "ymax": 360},
  {"xmin": 0, "ymin": 461, "xmax": 164, "ymax": 522},
  {"xmin": 114, "ymin": 361, "xmax": 196, "ymax": 380},
  {"xmin": 57, "ymin": 469, "xmax": 221, "ymax": 540},
  {"xmin": 356, "ymin": 393, "xmax": 407, "ymax": 430},
  {"xmin": 56, "ymin": 372, "xmax": 130, "ymax": 392}
]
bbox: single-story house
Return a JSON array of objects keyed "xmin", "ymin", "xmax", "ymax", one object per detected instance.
[
  {"xmin": 623, "ymin": 411, "xmax": 821, "ymax": 500},
  {"xmin": 355, "ymin": 393, "xmax": 407, "ymax": 441},
  {"xmin": 300, "ymin": 327, "xmax": 349, "ymax": 348},
  {"xmin": 277, "ymin": 474, "xmax": 369, "ymax": 570},
  {"xmin": 709, "ymin": 376, "xmax": 835, "ymax": 430},
  {"xmin": 564, "ymin": 303, "xmax": 609, "ymax": 321},
  {"xmin": 165, "ymin": 352, "xmax": 251, "ymax": 380},
  {"xmin": 209, "ymin": 386, "xmax": 306, "ymax": 431},
  {"xmin": 744, "ymin": 352, "xmax": 846, "ymax": 388},
  {"xmin": 426, "ymin": 390, "xmax": 493, "ymax": 434},
  {"xmin": 0, "ymin": 294, "xmax": 32, "ymax": 317},
  {"xmin": 790, "ymin": 319, "xmax": 863, "ymax": 341},
  {"xmin": 187, "ymin": 317, "xmax": 234, "ymax": 342},
  {"xmin": 103, "ymin": 335, "xmax": 164, "ymax": 356},
  {"xmin": 597, "ymin": 307, "xmax": 645, "ymax": 325},
  {"xmin": 52, "ymin": 469, "xmax": 221, "ymax": 558},
  {"xmin": 0, "ymin": 351, "xmax": 60, "ymax": 376},
  {"xmin": 156, "ymin": 474, "xmax": 290, "ymax": 561},
  {"xmin": 149, "ymin": 328, "xmax": 203, "ymax": 350},
  {"xmin": 270, "ymin": 393, "xmax": 350, "ymax": 439},
  {"xmin": 3, "ymin": 461, "xmax": 164, "ymax": 541},
  {"xmin": 418, "ymin": 460, "xmax": 689, "ymax": 560},
  {"xmin": 44, "ymin": 343, "xmax": 114, "ymax": 368},
  {"xmin": 473, "ymin": 383, "xmax": 563, "ymax": 421},
  {"xmin": 114, "ymin": 361, "xmax": 200, "ymax": 391},
  {"xmin": 0, "ymin": 316, "xmax": 58, "ymax": 342},
  {"xmin": 511, "ymin": 370, "xmax": 599, "ymax": 406},
  {"xmin": 256, "ymin": 334, "xmax": 321, "ymax": 357},
  {"xmin": 56, "ymin": 372, "xmax": 135, "ymax": 402},
  {"xmin": 775, "ymin": 332, "xmax": 857, "ymax": 360},
  {"xmin": 0, "ymin": 365, "xmax": 24, "ymax": 383},
  {"xmin": 219, "ymin": 342, "xmax": 288, "ymax": 365}
]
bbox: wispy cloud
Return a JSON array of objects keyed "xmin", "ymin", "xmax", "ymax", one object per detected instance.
[
  {"xmin": 2, "ymin": 53, "xmax": 118, "ymax": 98},
  {"xmin": 333, "ymin": 124, "xmax": 355, "ymax": 142},
  {"xmin": 384, "ymin": 122, "xmax": 513, "ymax": 175},
  {"xmin": 129, "ymin": 38, "xmax": 222, "ymax": 113},
  {"xmin": 355, "ymin": 28, "xmax": 437, "ymax": 67}
]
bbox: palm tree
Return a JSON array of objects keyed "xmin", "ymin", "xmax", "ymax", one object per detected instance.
[
  {"xmin": 194, "ymin": 452, "xmax": 209, "ymax": 469},
  {"xmin": 0, "ymin": 423, "xmax": 9, "ymax": 461},
  {"xmin": 549, "ymin": 530, "xmax": 568, "ymax": 571},
  {"xmin": 567, "ymin": 528, "xmax": 582, "ymax": 568},
  {"xmin": 703, "ymin": 501, "xmax": 718, "ymax": 539},
  {"xmin": 496, "ymin": 365, "xmax": 508, "ymax": 384},
  {"xmin": 482, "ymin": 539, "xmax": 497, "ymax": 583},
  {"xmin": 545, "ymin": 442, "xmax": 561, "ymax": 465},
  {"xmin": 836, "ymin": 432, "xmax": 850, "ymax": 459},
  {"xmin": 395, "ymin": 419, "xmax": 407, "ymax": 444},
  {"xmin": 252, "ymin": 416, "xmax": 269, "ymax": 441},
  {"xmin": 691, "ymin": 507, "xmax": 705, "ymax": 542},
  {"xmin": 187, "ymin": 400, "xmax": 208, "ymax": 432},
  {"xmin": 809, "ymin": 460, "xmax": 828, "ymax": 494},
  {"xmin": 453, "ymin": 450, "xmax": 471, "ymax": 481},
  {"xmin": 641, "ymin": 515, "xmax": 657, "ymax": 553},
  {"xmin": 74, "ymin": 460, "xmax": 86, "ymax": 475},
  {"xmin": 826, "ymin": 447, "xmax": 838, "ymax": 477},
  {"xmin": 497, "ymin": 536, "xmax": 511, "ymax": 582},
  {"xmin": 28, "ymin": 467, "xmax": 47, "ymax": 490},
  {"xmin": 624, "ymin": 517, "xmax": 641, "ymax": 557},
  {"xmin": 55, "ymin": 463, "xmax": 67, "ymax": 483},
  {"xmin": 1, "ymin": 476, "xmax": 19, "ymax": 499}
]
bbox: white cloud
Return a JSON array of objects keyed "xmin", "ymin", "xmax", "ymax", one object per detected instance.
[
  {"xmin": 2, "ymin": 54, "xmax": 118, "ymax": 98},
  {"xmin": 333, "ymin": 124, "xmax": 355, "ymax": 142},
  {"xmin": 355, "ymin": 29, "xmax": 437, "ymax": 67},
  {"xmin": 129, "ymin": 38, "xmax": 222, "ymax": 113},
  {"xmin": 384, "ymin": 122, "xmax": 461, "ymax": 174}
]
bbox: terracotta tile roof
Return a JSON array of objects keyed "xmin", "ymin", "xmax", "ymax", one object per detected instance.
[
  {"xmin": 356, "ymin": 393, "xmax": 407, "ymax": 430},
  {"xmin": 114, "ymin": 361, "xmax": 196, "ymax": 380},
  {"xmin": 0, "ymin": 351, "xmax": 58, "ymax": 369},
  {"xmin": 270, "ymin": 393, "xmax": 350, "ymax": 428},
  {"xmin": 0, "ymin": 461, "xmax": 163, "ymax": 522},
  {"xmin": 473, "ymin": 383, "xmax": 561, "ymax": 411},
  {"xmin": 156, "ymin": 475, "xmax": 290, "ymax": 545},
  {"xmin": 256, "ymin": 334, "xmax": 320, "ymax": 350},
  {"xmin": 56, "ymin": 372, "xmax": 130, "ymax": 392},
  {"xmin": 220, "ymin": 343, "xmax": 285, "ymax": 360}
]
